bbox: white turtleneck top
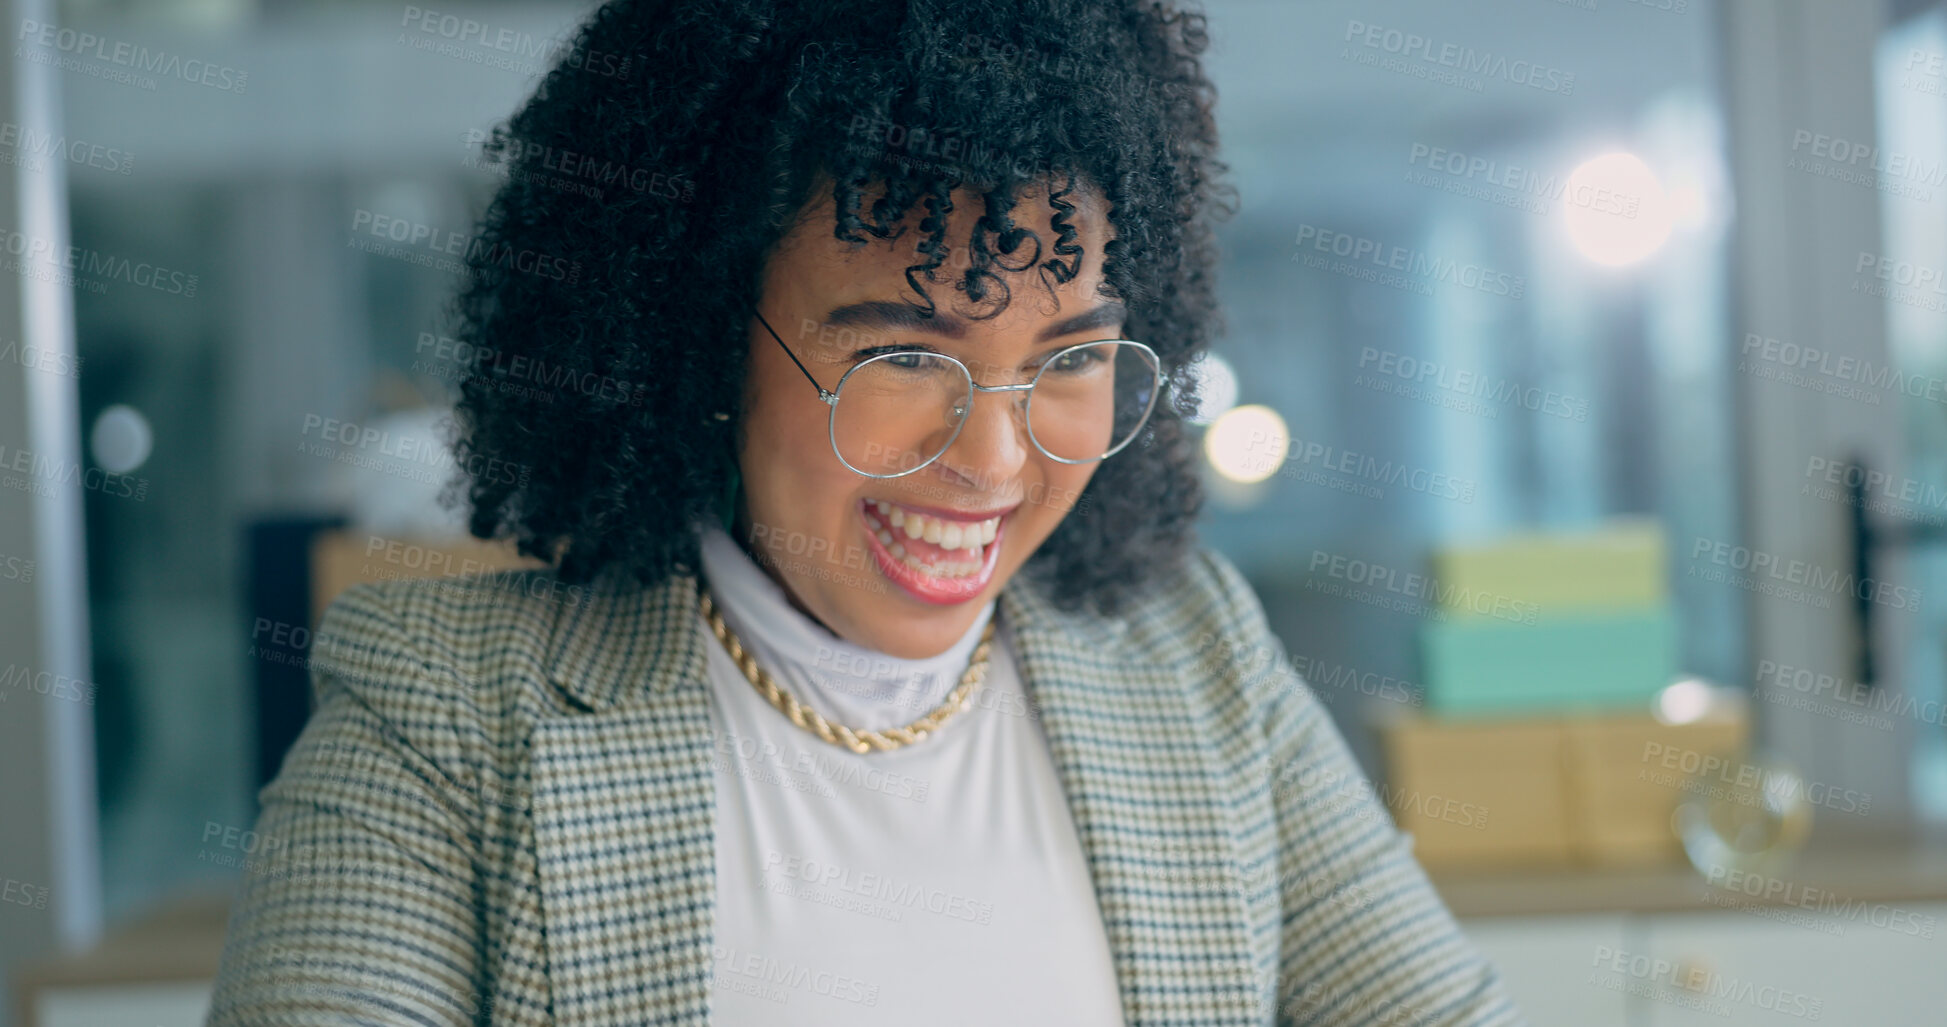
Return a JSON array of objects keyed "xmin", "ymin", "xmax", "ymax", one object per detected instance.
[{"xmin": 694, "ymin": 523, "xmax": 1125, "ymax": 1024}]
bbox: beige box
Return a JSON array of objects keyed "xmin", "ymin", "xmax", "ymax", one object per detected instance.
[
  {"xmin": 1379, "ymin": 709, "xmax": 1748, "ymax": 871},
  {"xmin": 1564, "ymin": 713, "xmax": 1747, "ymax": 867},
  {"xmin": 1380, "ymin": 716, "xmax": 1573, "ymax": 870}
]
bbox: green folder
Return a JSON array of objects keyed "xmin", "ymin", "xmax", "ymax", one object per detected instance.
[{"xmin": 1429, "ymin": 518, "xmax": 1666, "ymax": 613}]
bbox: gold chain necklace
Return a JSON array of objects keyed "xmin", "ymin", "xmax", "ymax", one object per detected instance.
[{"xmin": 698, "ymin": 586, "xmax": 997, "ymax": 755}]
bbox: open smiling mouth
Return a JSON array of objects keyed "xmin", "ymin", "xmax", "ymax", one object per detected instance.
[{"xmin": 858, "ymin": 498, "xmax": 1013, "ymax": 605}]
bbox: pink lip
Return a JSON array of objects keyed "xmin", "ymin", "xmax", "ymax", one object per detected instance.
[
  {"xmin": 859, "ymin": 500, "xmax": 1007, "ymax": 605},
  {"xmin": 865, "ymin": 498, "xmax": 1021, "ymax": 523}
]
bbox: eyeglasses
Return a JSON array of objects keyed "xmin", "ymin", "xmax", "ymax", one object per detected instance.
[{"xmin": 754, "ymin": 308, "xmax": 1162, "ymax": 479}]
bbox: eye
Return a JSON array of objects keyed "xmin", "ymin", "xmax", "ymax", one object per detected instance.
[
  {"xmin": 852, "ymin": 345, "xmax": 936, "ymax": 366},
  {"xmin": 852, "ymin": 347, "xmax": 960, "ymax": 379},
  {"xmin": 1043, "ymin": 345, "xmax": 1109, "ymax": 375}
]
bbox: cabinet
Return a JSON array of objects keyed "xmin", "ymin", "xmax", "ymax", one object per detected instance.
[
  {"xmin": 1463, "ymin": 914, "xmax": 1633, "ymax": 1027},
  {"xmin": 1463, "ymin": 902, "xmax": 1946, "ymax": 1024}
]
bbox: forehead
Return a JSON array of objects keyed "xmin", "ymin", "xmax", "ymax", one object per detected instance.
[{"xmin": 765, "ymin": 178, "xmax": 1116, "ymax": 330}]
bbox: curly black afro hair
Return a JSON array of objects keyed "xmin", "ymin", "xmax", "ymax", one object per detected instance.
[{"xmin": 446, "ymin": 0, "xmax": 1236, "ymax": 617}]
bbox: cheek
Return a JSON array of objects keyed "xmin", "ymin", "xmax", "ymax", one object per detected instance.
[
  {"xmin": 744, "ymin": 411, "xmax": 857, "ymax": 527},
  {"xmin": 1016, "ymin": 462, "xmax": 1096, "ymax": 538},
  {"xmin": 741, "ymin": 369, "xmax": 830, "ymax": 469},
  {"xmin": 1047, "ymin": 461, "xmax": 1098, "ymax": 514}
]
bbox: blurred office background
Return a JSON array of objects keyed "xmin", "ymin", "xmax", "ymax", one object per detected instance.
[{"xmin": 2, "ymin": 0, "xmax": 1945, "ymax": 1023}]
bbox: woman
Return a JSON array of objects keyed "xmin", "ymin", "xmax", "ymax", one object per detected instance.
[{"xmin": 209, "ymin": 1, "xmax": 1526, "ymax": 1024}]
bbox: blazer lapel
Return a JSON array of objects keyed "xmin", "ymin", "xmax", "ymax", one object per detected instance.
[
  {"xmin": 1000, "ymin": 577, "xmax": 1263, "ymax": 1026},
  {"xmin": 530, "ymin": 569, "xmax": 718, "ymax": 1027}
]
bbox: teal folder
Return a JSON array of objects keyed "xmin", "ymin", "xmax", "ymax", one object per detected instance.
[{"xmin": 1419, "ymin": 607, "xmax": 1676, "ymax": 716}]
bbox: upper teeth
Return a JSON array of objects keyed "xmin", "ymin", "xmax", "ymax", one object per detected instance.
[{"xmin": 872, "ymin": 500, "xmax": 999, "ymax": 549}]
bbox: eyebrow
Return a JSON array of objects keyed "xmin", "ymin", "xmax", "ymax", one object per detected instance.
[{"xmin": 819, "ymin": 300, "xmax": 1127, "ymax": 343}]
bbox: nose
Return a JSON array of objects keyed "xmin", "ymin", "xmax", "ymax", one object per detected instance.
[{"xmin": 934, "ymin": 385, "xmax": 1031, "ymax": 491}]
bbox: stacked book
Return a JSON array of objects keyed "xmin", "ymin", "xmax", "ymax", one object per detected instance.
[{"xmin": 1378, "ymin": 519, "xmax": 1747, "ymax": 870}]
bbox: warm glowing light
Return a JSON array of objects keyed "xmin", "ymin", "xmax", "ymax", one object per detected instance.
[
  {"xmin": 1204, "ymin": 404, "xmax": 1288, "ymax": 484},
  {"xmin": 1667, "ymin": 182, "xmax": 1708, "ymax": 230},
  {"xmin": 1563, "ymin": 152, "xmax": 1671, "ymax": 266}
]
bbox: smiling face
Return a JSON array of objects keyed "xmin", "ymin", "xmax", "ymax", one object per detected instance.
[{"xmin": 732, "ymin": 179, "xmax": 1123, "ymax": 659}]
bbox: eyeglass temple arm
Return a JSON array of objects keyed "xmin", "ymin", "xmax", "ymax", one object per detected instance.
[{"xmin": 753, "ymin": 308, "xmax": 838, "ymax": 404}]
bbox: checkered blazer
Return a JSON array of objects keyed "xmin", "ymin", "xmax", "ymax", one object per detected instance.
[{"xmin": 206, "ymin": 545, "xmax": 1526, "ymax": 1026}]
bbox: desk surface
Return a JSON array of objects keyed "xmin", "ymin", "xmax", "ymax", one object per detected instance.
[
  {"xmin": 1431, "ymin": 839, "xmax": 1947, "ymax": 918},
  {"xmin": 20, "ymin": 845, "xmax": 1947, "ymax": 993},
  {"xmin": 13, "ymin": 889, "xmax": 233, "ymax": 990}
]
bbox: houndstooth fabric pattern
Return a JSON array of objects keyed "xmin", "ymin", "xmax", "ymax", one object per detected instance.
[{"xmin": 205, "ymin": 546, "xmax": 1528, "ymax": 1026}]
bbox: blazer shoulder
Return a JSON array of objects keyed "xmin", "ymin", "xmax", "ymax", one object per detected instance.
[
  {"xmin": 1187, "ymin": 545, "xmax": 1269, "ymax": 635},
  {"xmin": 1119, "ymin": 546, "xmax": 1322, "ymax": 729},
  {"xmin": 1117, "ymin": 545, "xmax": 1273, "ymax": 658},
  {"xmin": 309, "ymin": 569, "xmax": 583, "ymax": 714}
]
